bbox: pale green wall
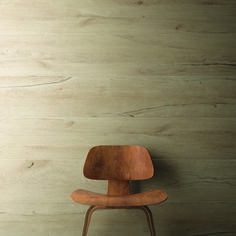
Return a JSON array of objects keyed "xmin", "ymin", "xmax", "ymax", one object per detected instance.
[{"xmin": 0, "ymin": 1, "xmax": 235, "ymax": 235}]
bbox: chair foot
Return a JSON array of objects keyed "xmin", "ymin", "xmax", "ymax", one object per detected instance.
[{"xmin": 81, "ymin": 205, "xmax": 156, "ymax": 236}]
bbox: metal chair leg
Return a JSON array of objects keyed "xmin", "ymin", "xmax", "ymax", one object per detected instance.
[
  {"xmin": 82, "ymin": 206, "xmax": 99, "ymax": 236},
  {"xmin": 139, "ymin": 206, "xmax": 156, "ymax": 236},
  {"xmin": 81, "ymin": 205, "xmax": 156, "ymax": 236}
]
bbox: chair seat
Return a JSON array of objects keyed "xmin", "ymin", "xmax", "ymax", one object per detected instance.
[{"xmin": 70, "ymin": 189, "xmax": 168, "ymax": 207}]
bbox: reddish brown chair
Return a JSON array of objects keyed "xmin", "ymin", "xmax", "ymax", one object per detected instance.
[{"xmin": 70, "ymin": 145, "xmax": 167, "ymax": 236}]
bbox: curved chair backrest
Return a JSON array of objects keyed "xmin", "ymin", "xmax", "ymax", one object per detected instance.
[{"xmin": 83, "ymin": 145, "xmax": 154, "ymax": 180}]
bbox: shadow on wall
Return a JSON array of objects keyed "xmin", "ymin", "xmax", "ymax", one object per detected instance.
[
  {"xmin": 130, "ymin": 152, "xmax": 180, "ymax": 235},
  {"xmin": 130, "ymin": 152, "xmax": 179, "ymax": 201}
]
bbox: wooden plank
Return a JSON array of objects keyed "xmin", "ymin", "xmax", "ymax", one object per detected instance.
[
  {"xmin": 1, "ymin": 33, "xmax": 235, "ymax": 60},
  {"xmin": 0, "ymin": 117, "xmax": 235, "ymax": 160},
  {"xmin": 0, "ymin": 158, "xmax": 235, "ymax": 202},
  {"xmin": 0, "ymin": 202, "xmax": 235, "ymax": 236},
  {"xmin": 2, "ymin": 0, "xmax": 235, "ymax": 18},
  {"xmin": 0, "ymin": 0, "xmax": 235, "ymax": 35},
  {"xmin": 1, "ymin": 62, "xmax": 235, "ymax": 77},
  {"xmin": 0, "ymin": 118, "xmax": 235, "ymax": 160},
  {"xmin": 0, "ymin": 33, "xmax": 235, "ymax": 77},
  {"xmin": 0, "ymin": 34, "xmax": 235, "ymax": 63},
  {"xmin": 1, "ymin": 14, "xmax": 235, "ymax": 35},
  {"xmin": 0, "ymin": 77, "xmax": 235, "ymax": 118}
]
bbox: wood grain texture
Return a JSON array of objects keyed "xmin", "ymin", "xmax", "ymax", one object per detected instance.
[
  {"xmin": 83, "ymin": 146, "xmax": 154, "ymax": 180},
  {"xmin": 0, "ymin": 0, "xmax": 235, "ymax": 235},
  {"xmin": 1, "ymin": 34, "xmax": 235, "ymax": 63},
  {"xmin": 0, "ymin": 0, "xmax": 235, "ymax": 35},
  {"xmin": 0, "ymin": 118, "xmax": 235, "ymax": 160},
  {"xmin": 0, "ymin": 1, "xmax": 235, "ymax": 77},
  {"xmin": 0, "ymin": 202, "xmax": 235, "ymax": 236},
  {"xmin": 71, "ymin": 189, "xmax": 167, "ymax": 206},
  {"xmin": 0, "ymin": 35, "xmax": 235, "ymax": 76},
  {"xmin": 0, "ymin": 77, "xmax": 235, "ymax": 118}
]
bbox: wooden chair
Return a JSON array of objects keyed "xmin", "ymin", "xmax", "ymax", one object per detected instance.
[{"xmin": 70, "ymin": 145, "xmax": 167, "ymax": 236}]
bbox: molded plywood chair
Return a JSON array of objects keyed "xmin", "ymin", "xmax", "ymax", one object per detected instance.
[{"xmin": 70, "ymin": 145, "xmax": 167, "ymax": 236}]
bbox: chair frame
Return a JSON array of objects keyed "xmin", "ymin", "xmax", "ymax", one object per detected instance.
[{"xmin": 82, "ymin": 205, "xmax": 156, "ymax": 236}]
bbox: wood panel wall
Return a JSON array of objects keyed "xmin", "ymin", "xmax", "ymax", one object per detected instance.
[{"xmin": 0, "ymin": 0, "xmax": 235, "ymax": 235}]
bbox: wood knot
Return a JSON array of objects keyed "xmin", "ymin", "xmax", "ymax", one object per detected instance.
[
  {"xmin": 176, "ymin": 24, "xmax": 184, "ymax": 30},
  {"xmin": 28, "ymin": 162, "xmax": 34, "ymax": 168},
  {"xmin": 66, "ymin": 120, "xmax": 75, "ymax": 128},
  {"xmin": 136, "ymin": 1, "xmax": 143, "ymax": 5}
]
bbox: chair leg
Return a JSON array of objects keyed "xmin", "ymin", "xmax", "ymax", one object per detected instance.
[
  {"xmin": 139, "ymin": 206, "xmax": 156, "ymax": 236},
  {"xmin": 82, "ymin": 206, "xmax": 100, "ymax": 236},
  {"xmin": 81, "ymin": 205, "xmax": 156, "ymax": 236}
]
